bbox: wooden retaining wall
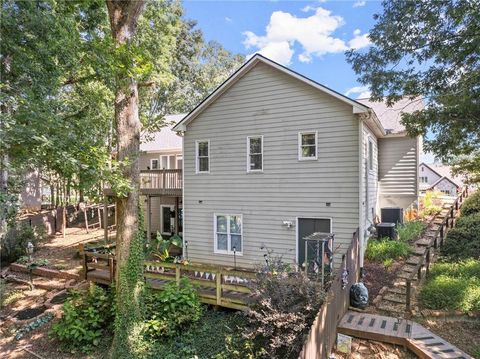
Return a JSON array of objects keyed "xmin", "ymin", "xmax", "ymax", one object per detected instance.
[{"xmin": 299, "ymin": 231, "xmax": 360, "ymax": 359}]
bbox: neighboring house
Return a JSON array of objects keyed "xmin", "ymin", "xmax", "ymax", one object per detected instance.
[
  {"xmin": 139, "ymin": 114, "xmax": 185, "ymax": 237},
  {"xmin": 19, "ymin": 169, "xmax": 43, "ymax": 212},
  {"xmin": 173, "ymin": 54, "xmax": 421, "ymax": 270},
  {"xmin": 419, "ymin": 162, "xmax": 463, "ymax": 196}
]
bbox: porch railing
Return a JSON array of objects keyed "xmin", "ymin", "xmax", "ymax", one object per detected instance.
[{"xmin": 140, "ymin": 169, "xmax": 182, "ymax": 191}]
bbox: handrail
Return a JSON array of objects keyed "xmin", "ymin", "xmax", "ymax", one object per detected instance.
[{"xmin": 405, "ymin": 186, "xmax": 469, "ymax": 311}]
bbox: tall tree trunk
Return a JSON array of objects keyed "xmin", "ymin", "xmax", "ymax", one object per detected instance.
[
  {"xmin": 106, "ymin": 1, "xmax": 145, "ymax": 357},
  {"xmin": 0, "ymin": 154, "xmax": 9, "ymax": 242},
  {"xmin": 50, "ymin": 183, "xmax": 55, "ymax": 209}
]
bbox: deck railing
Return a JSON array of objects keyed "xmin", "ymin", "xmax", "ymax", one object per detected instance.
[
  {"xmin": 143, "ymin": 261, "xmax": 256, "ymax": 310},
  {"xmin": 405, "ymin": 186, "xmax": 469, "ymax": 311},
  {"xmin": 140, "ymin": 169, "xmax": 182, "ymax": 191}
]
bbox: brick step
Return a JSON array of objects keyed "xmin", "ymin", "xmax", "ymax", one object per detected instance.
[
  {"xmin": 397, "ymin": 271, "xmax": 415, "ymax": 280},
  {"xmin": 401, "ymin": 265, "xmax": 417, "ymax": 273},
  {"xmin": 411, "ymin": 247, "xmax": 426, "ymax": 256},
  {"xmin": 406, "ymin": 256, "xmax": 422, "ymax": 265},
  {"xmin": 383, "ymin": 293, "xmax": 406, "ymax": 304},
  {"xmin": 415, "ymin": 238, "xmax": 432, "ymax": 247},
  {"xmin": 387, "ymin": 286, "xmax": 407, "ymax": 295}
]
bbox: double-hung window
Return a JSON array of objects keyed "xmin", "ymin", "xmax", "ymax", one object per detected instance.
[
  {"xmin": 150, "ymin": 159, "xmax": 159, "ymax": 170},
  {"xmin": 196, "ymin": 140, "xmax": 209, "ymax": 173},
  {"xmin": 214, "ymin": 214, "xmax": 242, "ymax": 254},
  {"xmin": 298, "ymin": 131, "xmax": 317, "ymax": 160},
  {"xmin": 247, "ymin": 136, "xmax": 263, "ymax": 172}
]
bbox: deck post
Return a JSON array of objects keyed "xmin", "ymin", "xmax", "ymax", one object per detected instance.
[
  {"xmin": 175, "ymin": 264, "xmax": 180, "ymax": 285},
  {"xmin": 216, "ymin": 271, "xmax": 222, "ymax": 305},
  {"xmin": 103, "ymin": 198, "xmax": 108, "ymax": 242},
  {"xmin": 83, "ymin": 253, "xmax": 88, "ymax": 280},
  {"xmin": 406, "ymin": 280, "xmax": 411, "ymax": 311},
  {"xmin": 174, "ymin": 196, "xmax": 179, "ymax": 235},
  {"xmin": 97, "ymin": 205, "xmax": 102, "ymax": 229},
  {"xmin": 146, "ymin": 195, "xmax": 151, "ymax": 242}
]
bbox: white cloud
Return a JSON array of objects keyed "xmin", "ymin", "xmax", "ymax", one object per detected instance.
[
  {"xmin": 353, "ymin": 0, "xmax": 366, "ymax": 7},
  {"xmin": 301, "ymin": 5, "xmax": 316, "ymax": 12},
  {"xmin": 242, "ymin": 8, "xmax": 371, "ymax": 65},
  {"xmin": 345, "ymin": 86, "xmax": 371, "ymax": 99},
  {"xmin": 225, "ymin": 17, "xmax": 233, "ymax": 23}
]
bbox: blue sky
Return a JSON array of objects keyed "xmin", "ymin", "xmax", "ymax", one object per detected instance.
[{"xmin": 183, "ymin": 0, "xmax": 383, "ymax": 98}]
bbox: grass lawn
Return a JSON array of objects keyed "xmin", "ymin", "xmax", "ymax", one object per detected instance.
[{"xmin": 419, "ymin": 259, "xmax": 480, "ymax": 312}]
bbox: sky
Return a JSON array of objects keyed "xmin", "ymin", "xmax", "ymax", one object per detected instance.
[{"xmin": 183, "ymin": 0, "xmax": 383, "ymax": 99}]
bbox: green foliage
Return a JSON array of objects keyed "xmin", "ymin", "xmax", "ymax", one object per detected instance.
[
  {"xmin": 51, "ymin": 284, "xmax": 115, "ymax": 352},
  {"xmin": 246, "ymin": 266, "xmax": 325, "ymax": 358},
  {"xmin": 441, "ymin": 212, "xmax": 480, "ymax": 260},
  {"xmin": 397, "ymin": 220, "xmax": 426, "ymax": 242},
  {"xmin": 1, "ymin": 222, "xmax": 46, "ymax": 262},
  {"xmin": 460, "ymin": 192, "xmax": 480, "ymax": 217},
  {"xmin": 383, "ymin": 258, "xmax": 394, "ymax": 269},
  {"xmin": 150, "ymin": 232, "xmax": 183, "ymax": 262},
  {"xmin": 143, "ymin": 278, "xmax": 202, "ymax": 339},
  {"xmin": 346, "ymin": 1, "xmax": 480, "ymax": 168},
  {"xmin": 17, "ymin": 256, "xmax": 49, "ymax": 266},
  {"xmin": 147, "ymin": 310, "xmax": 253, "ymax": 359},
  {"xmin": 419, "ymin": 259, "xmax": 480, "ymax": 312},
  {"xmin": 421, "ymin": 191, "xmax": 443, "ymax": 216},
  {"xmin": 366, "ymin": 238, "xmax": 410, "ymax": 262},
  {"xmin": 16, "ymin": 312, "xmax": 54, "ymax": 340}
]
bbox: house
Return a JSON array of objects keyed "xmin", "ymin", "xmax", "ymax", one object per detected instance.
[
  {"xmin": 172, "ymin": 54, "xmax": 420, "ymax": 270},
  {"xmin": 419, "ymin": 162, "xmax": 463, "ymax": 196},
  {"xmin": 139, "ymin": 114, "xmax": 184, "ymax": 238}
]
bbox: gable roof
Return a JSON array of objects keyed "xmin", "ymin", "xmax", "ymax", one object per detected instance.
[
  {"xmin": 420, "ymin": 162, "xmax": 464, "ymax": 188},
  {"xmin": 357, "ymin": 97, "xmax": 424, "ymax": 134},
  {"xmin": 140, "ymin": 114, "xmax": 185, "ymax": 152},
  {"xmin": 173, "ymin": 54, "xmax": 371, "ymax": 132},
  {"xmin": 419, "ymin": 162, "xmax": 443, "ymax": 178},
  {"xmin": 429, "ymin": 176, "xmax": 459, "ymax": 189}
]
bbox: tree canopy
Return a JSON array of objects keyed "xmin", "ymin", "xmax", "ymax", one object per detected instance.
[{"xmin": 346, "ymin": 0, "xmax": 480, "ymax": 181}]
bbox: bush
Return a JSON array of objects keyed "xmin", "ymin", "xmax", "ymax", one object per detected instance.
[
  {"xmin": 1, "ymin": 222, "xmax": 46, "ymax": 263},
  {"xmin": 419, "ymin": 259, "xmax": 480, "ymax": 312},
  {"xmin": 397, "ymin": 220, "xmax": 426, "ymax": 242},
  {"xmin": 365, "ymin": 239, "xmax": 410, "ymax": 262},
  {"xmin": 51, "ymin": 284, "xmax": 114, "ymax": 352},
  {"xmin": 245, "ymin": 265, "xmax": 325, "ymax": 358},
  {"xmin": 460, "ymin": 191, "xmax": 480, "ymax": 217},
  {"xmin": 441, "ymin": 212, "xmax": 480, "ymax": 260},
  {"xmin": 143, "ymin": 278, "xmax": 202, "ymax": 339}
]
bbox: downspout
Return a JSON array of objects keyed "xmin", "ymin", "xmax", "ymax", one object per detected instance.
[{"xmin": 358, "ymin": 118, "xmax": 365, "ymax": 272}]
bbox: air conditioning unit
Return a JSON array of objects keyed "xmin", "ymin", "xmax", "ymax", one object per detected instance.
[
  {"xmin": 377, "ymin": 222, "xmax": 397, "ymax": 240},
  {"xmin": 381, "ymin": 207, "xmax": 404, "ymax": 226}
]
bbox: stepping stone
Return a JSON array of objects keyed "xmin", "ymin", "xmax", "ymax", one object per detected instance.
[
  {"xmin": 415, "ymin": 238, "xmax": 432, "ymax": 247},
  {"xmin": 387, "ymin": 287, "xmax": 407, "ymax": 295},
  {"xmin": 402, "ymin": 265, "xmax": 417, "ymax": 273},
  {"xmin": 412, "ymin": 247, "xmax": 426, "ymax": 256},
  {"xmin": 406, "ymin": 256, "xmax": 421, "ymax": 265},
  {"xmin": 383, "ymin": 293, "xmax": 405, "ymax": 304}
]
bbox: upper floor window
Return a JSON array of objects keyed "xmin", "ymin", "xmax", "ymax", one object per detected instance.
[
  {"xmin": 150, "ymin": 159, "xmax": 159, "ymax": 170},
  {"xmin": 196, "ymin": 140, "xmax": 210, "ymax": 173},
  {"xmin": 298, "ymin": 131, "xmax": 317, "ymax": 160},
  {"xmin": 419, "ymin": 176, "xmax": 428, "ymax": 183},
  {"xmin": 368, "ymin": 139, "xmax": 374, "ymax": 171},
  {"xmin": 247, "ymin": 136, "xmax": 263, "ymax": 172},
  {"xmin": 214, "ymin": 214, "xmax": 242, "ymax": 254}
]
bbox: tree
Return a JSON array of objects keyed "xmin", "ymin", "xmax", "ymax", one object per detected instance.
[{"xmin": 346, "ymin": 0, "xmax": 480, "ymax": 178}]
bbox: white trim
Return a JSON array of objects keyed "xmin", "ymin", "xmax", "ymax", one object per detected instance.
[
  {"xmin": 213, "ymin": 213, "xmax": 243, "ymax": 256},
  {"xmin": 246, "ymin": 135, "xmax": 264, "ymax": 173},
  {"xmin": 295, "ymin": 217, "xmax": 333, "ymax": 265},
  {"xmin": 298, "ymin": 131, "xmax": 318, "ymax": 161},
  {"xmin": 176, "ymin": 154, "xmax": 183, "ymax": 170},
  {"xmin": 358, "ymin": 119, "xmax": 365, "ymax": 267},
  {"xmin": 195, "ymin": 140, "xmax": 210, "ymax": 174},
  {"xmin": 368, "ymin": 137, "xmax": 374, "ymax": 172},
  {"xmin": 160, "ymin": 205, "xmax": 174, "ymax": 235},
  {"xmin": 173, "ymin": 54, "xmax": 369, "ymax": 132},
  {"xmin": 150, "ymin": 158, "xmax": 159, "ymax": 170}
]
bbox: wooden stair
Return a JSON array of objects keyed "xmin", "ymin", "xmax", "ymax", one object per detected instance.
[{"xmin": 338, "ymin": 311, "xmax": 472, "ymax": 359}]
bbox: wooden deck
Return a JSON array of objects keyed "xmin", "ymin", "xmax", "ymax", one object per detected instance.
[
  {"xmin": 338, "ymin": 311, "xmax": 472, "ymax": 358},
  {"xmin": 84, "ymin": 255, "xmax": 255, "ymax": 310},
  {"xmin": 104, "ymin": 169, "xmax": 182, "ymax": 196}
]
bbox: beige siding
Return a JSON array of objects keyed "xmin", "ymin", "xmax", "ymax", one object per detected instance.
[
  {"xmin": 183, "ymin": 62, "xmax": 360, "ymax": 269},
  {"xmin": 378, "ymin": 136, "xmax": 419, "ymax": 210},
  {"xmin": 141, "ymin": 196, "xmax": 180, "ymax": 234},
  {"xmin": 139, "ymin": 150, "xmax": 182, "ymax": 171}
]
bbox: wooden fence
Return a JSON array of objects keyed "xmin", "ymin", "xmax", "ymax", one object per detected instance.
[
  {"xmin": 299, "ymin": 230, "xmax": 360, "ymax": 359},
  {"xmin": 405, "ymin": 187, "xmax": 469, "ymax": 311}
]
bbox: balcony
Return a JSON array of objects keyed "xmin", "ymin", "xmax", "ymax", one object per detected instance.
[{"xmin": 104, "ymin": 169, "xmax": 182, "ymax": 197}]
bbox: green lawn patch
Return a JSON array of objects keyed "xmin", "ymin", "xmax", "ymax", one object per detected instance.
[
  {"xmin": 419, "ymin": 259, "xmax": 480, "ymax": 313},
  {"xmin": 366, "ymin": 239, "xmax": 410, "ymax": 264}
]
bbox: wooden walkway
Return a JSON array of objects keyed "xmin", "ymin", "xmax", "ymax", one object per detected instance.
[{"xmin": 338, "ymin": 311, "xmax": 473, "ymax": 359}]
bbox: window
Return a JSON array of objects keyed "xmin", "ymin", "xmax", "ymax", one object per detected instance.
[
  {"xmin": 176, "ymin": 155, "xmax": 183, "ymax": 170},
  {"xmin": 298, "ymin": 131, "xmax": 317, "ymax": 160},
  {"xmin": 419, "ymin": 176, "xmax": 428, "ymax": 183},
  {"xmin": 368, "ymin": 139, "xmax": 374, "ymax": 171},
  {"xmin": 247, "ymin": 136, "xmax": 263, "ymax": 172},
  {"xmin": 160, "ymin": 155, "xmax": 177, "ymax": 169},
  {"xmin": 161, "ymin": 205, "xmax": 173, "ymax": 234},
  {"xmin": 214, "ymin": 214, "xmax": 242, "ymax": 254},
  {"xmin": 196, "ymin": 140, "xmax": 209, "ymax": 173},
  {"xmin": 150, "ymin": 159, "xmax": 159, "ymax": 170},
  {"xmin": 421, "ymin": 166, "xmax": 424, "ymax": 172}
]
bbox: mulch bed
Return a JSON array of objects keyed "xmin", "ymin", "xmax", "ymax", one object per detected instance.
[{"xmin": 363, "ymin": 259, "xmax": 404, "ymax": 303}]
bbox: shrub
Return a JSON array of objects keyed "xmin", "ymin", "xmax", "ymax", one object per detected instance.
[
  {"xmin": 51, "ymin": 284, "xmax": 114, "ymax": 352},
  {"xmin": 365, "ymin": 239, "xmax": 410, "ymax": 262},
  {"xmin": 397, "ymin": 220, "xmax": 426, "ymax": 242},
  {"xmin": 419, "ymin": 259, "xmax": 480, "ymax": 312},
  {"xmin": 143, "ymin": 278, "xmax": 202, "ymax": 339},
  {"xmin": 1, "ymin": 222, "xmax": 47, "ymax": 263},
  {"xmin": 460, "ymin": 191, "xmax": 480, "ymax": 217},
  {"xmin": 441, "ymin": 212, "xmax": 480, "ymax": 260},
  {"xmin": 245, "ymin": 265, "xmax": 325, "ymax": 358}
]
